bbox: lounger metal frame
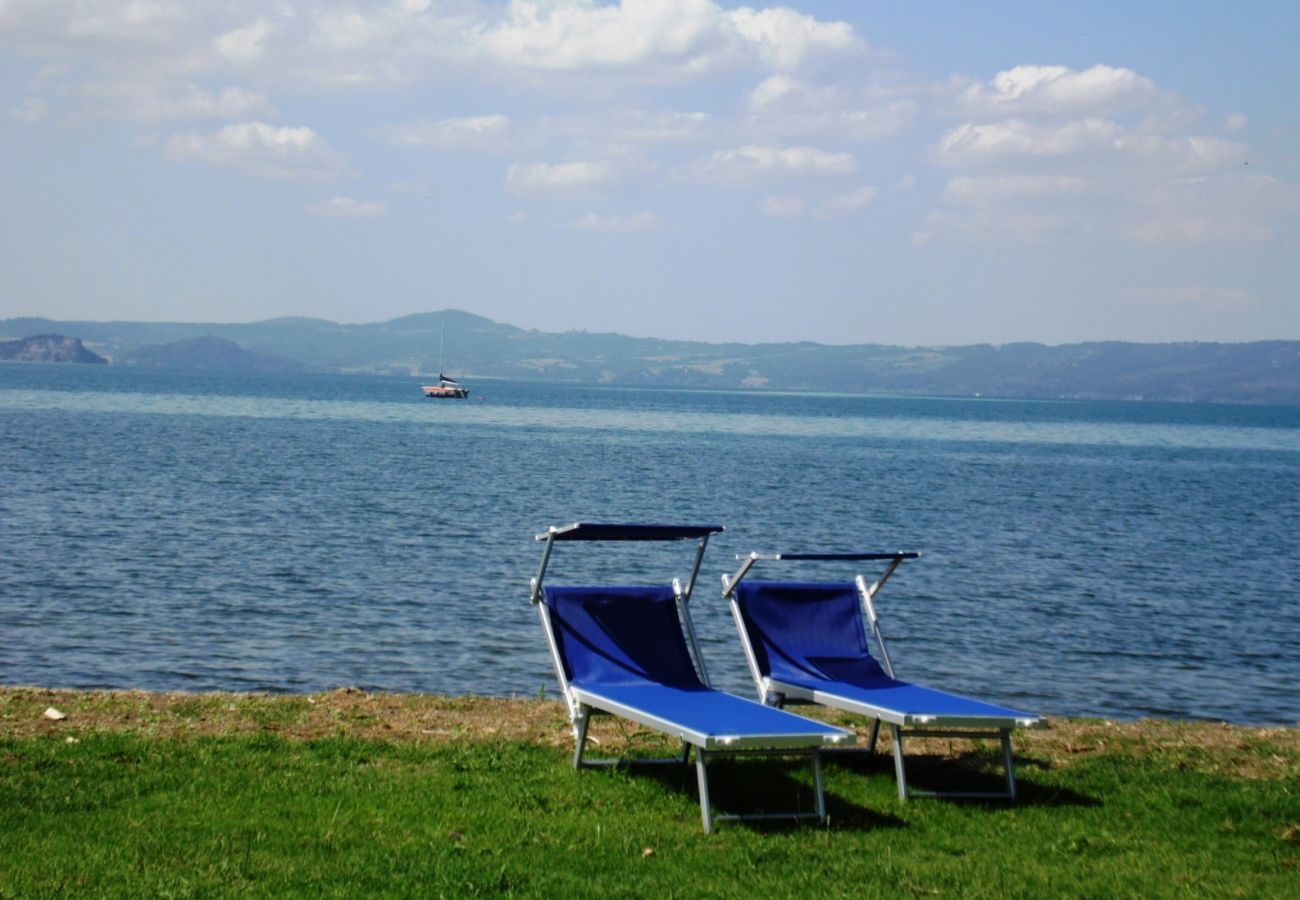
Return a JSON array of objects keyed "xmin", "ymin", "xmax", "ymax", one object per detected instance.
[
  {"xmin": 530, "ymin": 523, "xmax": 851, "ymax": 832},
  {"xmin": 724, "ymin": 552, "xmax": 1040, "ymax": 802}
]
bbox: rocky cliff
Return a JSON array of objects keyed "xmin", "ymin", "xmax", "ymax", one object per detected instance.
[{"xmin": 0, "ymin": 334, "xmax": 107, "ymax": 364}]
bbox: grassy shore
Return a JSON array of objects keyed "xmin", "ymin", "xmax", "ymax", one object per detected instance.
[{"xmin": 2, "ymin": 687, "xmax": 1297, "ymax": 897}]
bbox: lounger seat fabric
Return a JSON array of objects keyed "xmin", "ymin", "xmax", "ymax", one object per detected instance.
[{"xmin": 733, "ymin": 581, "xmax": 1037, "ymax": 725}]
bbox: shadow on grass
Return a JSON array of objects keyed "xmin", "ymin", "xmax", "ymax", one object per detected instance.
[
  {"xmin": 824, "ymin": 749, "xmax": 1100, "ymax": 809},
  {"xmin": 614, "ymin": 756, "xmax": 908, "ymax": 833}
]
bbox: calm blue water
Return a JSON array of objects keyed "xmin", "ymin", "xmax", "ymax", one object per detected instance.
[{"xmin": 2, "ymin": 363, "xmax": 1297, "ymax": 725}]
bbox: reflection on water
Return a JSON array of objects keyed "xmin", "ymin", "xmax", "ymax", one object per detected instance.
[{"xmin": 4, "ymin": 386, "xmax": 1296, "ymax": 452}]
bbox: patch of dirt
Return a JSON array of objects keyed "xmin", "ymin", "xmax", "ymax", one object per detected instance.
[
  {"xmin": 2, "ymin": 687, "xmax": 1296, "ymax": 780},
  {"xmin": 1010, "ymin": 717, "xmax": 1300, "ymax": 780}
]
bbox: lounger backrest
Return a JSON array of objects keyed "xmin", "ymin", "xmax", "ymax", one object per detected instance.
[
  {"xmin": 542, "ymin": 585, "xmax": 705, "ymax": 688},
  {"xmin": 732, "ymin": 581, "xmax": 888, "ymax": 684}
]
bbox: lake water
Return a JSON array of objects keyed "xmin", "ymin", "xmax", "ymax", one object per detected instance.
[{"xmin": 2, "ymin": 363, "xmax": 1297, "ymax": 725}]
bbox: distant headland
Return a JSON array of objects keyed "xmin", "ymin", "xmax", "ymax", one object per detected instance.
[
  {"xmin": 0, "ymin": 334, "xmax": 107, "ymax": 364},
  {"xmin": 3, "ymin": 311, "xmax": 1298, "ymax": 406}
]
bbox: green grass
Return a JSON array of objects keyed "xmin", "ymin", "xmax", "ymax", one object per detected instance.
[{"xmin": 2, "ymin": 725, "xmax": 1296, "ymax": 898}]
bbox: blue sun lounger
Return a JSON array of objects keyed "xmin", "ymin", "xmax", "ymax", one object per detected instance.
[
  {"xmin": 530, "ymin": 523, "xmax": 853, "ymax": 832},
  {"xmin": 723, "ymin": 551, "xmax": 1042, "ymax": 801}
]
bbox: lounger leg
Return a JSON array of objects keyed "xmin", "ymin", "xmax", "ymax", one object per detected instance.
[
  {"xmin": 1001, "ymin": 730, "xmax": 1017, "ymax": 802},
  {"xmin": 812, "ymin": 751, "xmax": 827, "ymax": 823},
  {"xmin": 890, "ymin": 725, "xmax": 910, "ymax": 801},
  {"xmin": 866, "ymin": 719, "xmax": 881, "ymax": 754},
  {"xmin": 695, "ymin": 749, "xmax": 713, "ymax": 833},
  {"xmin": 572, "ymin": 705, "xmax": 591, "ymax": 769}
]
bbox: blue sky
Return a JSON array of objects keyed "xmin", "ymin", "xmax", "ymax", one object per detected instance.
[{"xmin": 2, "ymin": 1, "xmax": 1297, "ymax": 345}]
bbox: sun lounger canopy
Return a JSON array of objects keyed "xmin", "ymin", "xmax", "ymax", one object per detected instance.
[
  {"xmin": 743, "ymin": 552, "xmax": 920, "ymax": 562},
  {"xmin": 537, "ymin": 522, "xmax": 724, "ymax": 542}
]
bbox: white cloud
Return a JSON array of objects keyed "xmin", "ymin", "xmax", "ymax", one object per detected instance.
[
  {"xmin": 745, "ymin": 74, "xmax": 917, "ymax": 142},
  {"xmin": 51, "ymin": 0, "xmax": 190, "ymax": 45},
  {"xmin": 945, "ymin": 174, "xmax": 1086, "ymax": 203},
  {"xmin": 818, "ymin": 184, "xmax": 878, "ymax": 216},
  {"xmin": 479, "ymin": 0, "xmax": 859, "ymax": 75},
  {"xmin": 1, "ymin": 2, "xmax": 863, "ymax": 128},
  {"xmin": 763, "ymin": 184, "xmax": 877, "ymax": 218},
  {"xmin": 9, "ymin": 97, "xmax": 49, "ymax": 121},
  {"xmin": 1127, "ymin": 173, "xmax": 1300, "ymax": 246},
  {"xmin": 924, "ymin": 166, "xmax": 1290, "ymax": 246},
  {"xmin": 79, "ymin": 81, "xmax": 275, "ymax": 121},
  {"xmin": 568, "ymin": 211, "xmax": 661, "ymax": 230},
  {"xmin": 763, "ymin": 194, "xmax": 806, "ymax": 216},
  {"xmin": 935, "ymin": 118, "xmax": 1122, "ymax": 163},
  {"xmin": 1223, "ymin": 113, "xmax": 1248, "ymax": 133},
  {"xmin": 306, "ymin": 196, "xmax": 387, "ymax": 218},
  {"xmin": 957, "ymin": 64, "xmax": 1161, "ymax": 118},
  {"xmin": 482, "ymin": 0, "xmax": 723, "ymax": 71},
  {"xmin": 545, "ymin": 108, "xmax": 713, "ymax": 148},
  {"xmin": 925, "ymin": 57, "xmax": 1272, "ymax": 249},
  {"xmin": 1133, "ymin": 215, "xmax": 1269, "ymax": 242},
  {"xmin": 914, "ymin": 208, "xmax": 1073, "ymax": 245},
  {"xmin": 506, "ymin": 160, "xmax": 616, "ymax": 192},
  {"xmin": 381, "ymin": 115, "xmax": 512, "ymax": 151},
  {"xmin": 749, "ymin": 73, "xmax": 798, "ymax": 108},
  {"xmin": 214, "ymin": 18, "xmax": 275, "ymax": 64},
  {"xmin": 692, "ymin": 143, "xmax": 856, "ymax": 183},
  {"xmin": 163, "ymin": 121, "xmax": 346, "ymax": 179},
  {"xmin": 727, "ymin": 6, "xmax": 860, "ymax": 70},
  {"xmin": 935, "ymin": 118, "xmax": 1248, "ymax": 171}
]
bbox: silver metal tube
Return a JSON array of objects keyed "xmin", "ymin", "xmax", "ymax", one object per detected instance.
[
  {"xmin": 724, "ymin": 553, "xmax": 759, "ymax": 594},
  {"xmin": 681, "ymin": 534, "xmax": 710, "ymax": 603},
  {"xmin": 537, "ymin": 602, "xmax": 577, "ymax": 719},
  {"xmin": 726, "ymin": 581, "xmax": 767, "ymax": 702},
  {"xmin": 572, "ymin": 707, "xmax": 590, "ymax": 768},
  {"xmin": 529, "ymin": 530, "xmax": 557, "ymax": 605},
  {"xmin": 891, "ymin": 725, "xmax": 909, "ymax": 801},
  {"xmin": 865, "ymin": 556, "xmax": 906, "ymax": 600},
  {"xmin": 812, "ymin": 752, "xmax": 826, "ymax": 822},
  {"xmin": 695, "ymin": 750, "xmax": 713, "ymax": 833},
  {"xmin": 857, "ymin": 574, "xmax": 896, "ymax": 679},
  {"xmin": 676, "ymin": 576, "xmax": 712, "ymax": 686},
  {"xmin": 1001, "ymin": 731, "xmax": 1017, "ymax": 801}
]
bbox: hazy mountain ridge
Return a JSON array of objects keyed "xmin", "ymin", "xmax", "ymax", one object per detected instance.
[
  {"xmin": 4, "ymin": 312, "xmax": 1298, "ymax": 405},
  {"xmin": 121, "ymin": 336, "xmax": 304, "ymax": 372}
]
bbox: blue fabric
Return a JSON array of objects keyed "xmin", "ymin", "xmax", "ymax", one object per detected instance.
[
  {"xmin": 734, "ymin": 580, "xmax": 1036, "ymax": 722},
  {"xmin": 543, "ymin": 585, "xmax": 703, "ymax": 688},
  {"xmin": 733, "ymin": 581, "xmax": 888, "ymax": 685},
  {"xmin": 579, "ymin": 683, "xmax": 848, "ymax": 739}
]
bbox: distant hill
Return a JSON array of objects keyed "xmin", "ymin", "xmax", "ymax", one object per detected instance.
[
  {"xmin": 0, "ymin": 334, "xmax": 107, "ymax": 364},
  {"xmin": 3, "ymin": 311, "xmax": 1298, "ymax": 405},
  {"xmin": 121, "ymin": 336, "xmax": 304, "ymax": 373}
]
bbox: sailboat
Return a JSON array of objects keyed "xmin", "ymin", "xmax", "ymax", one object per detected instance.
[{"xmin": 422, "ymin": 323, "xmax": 470, "ymax": 399}]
